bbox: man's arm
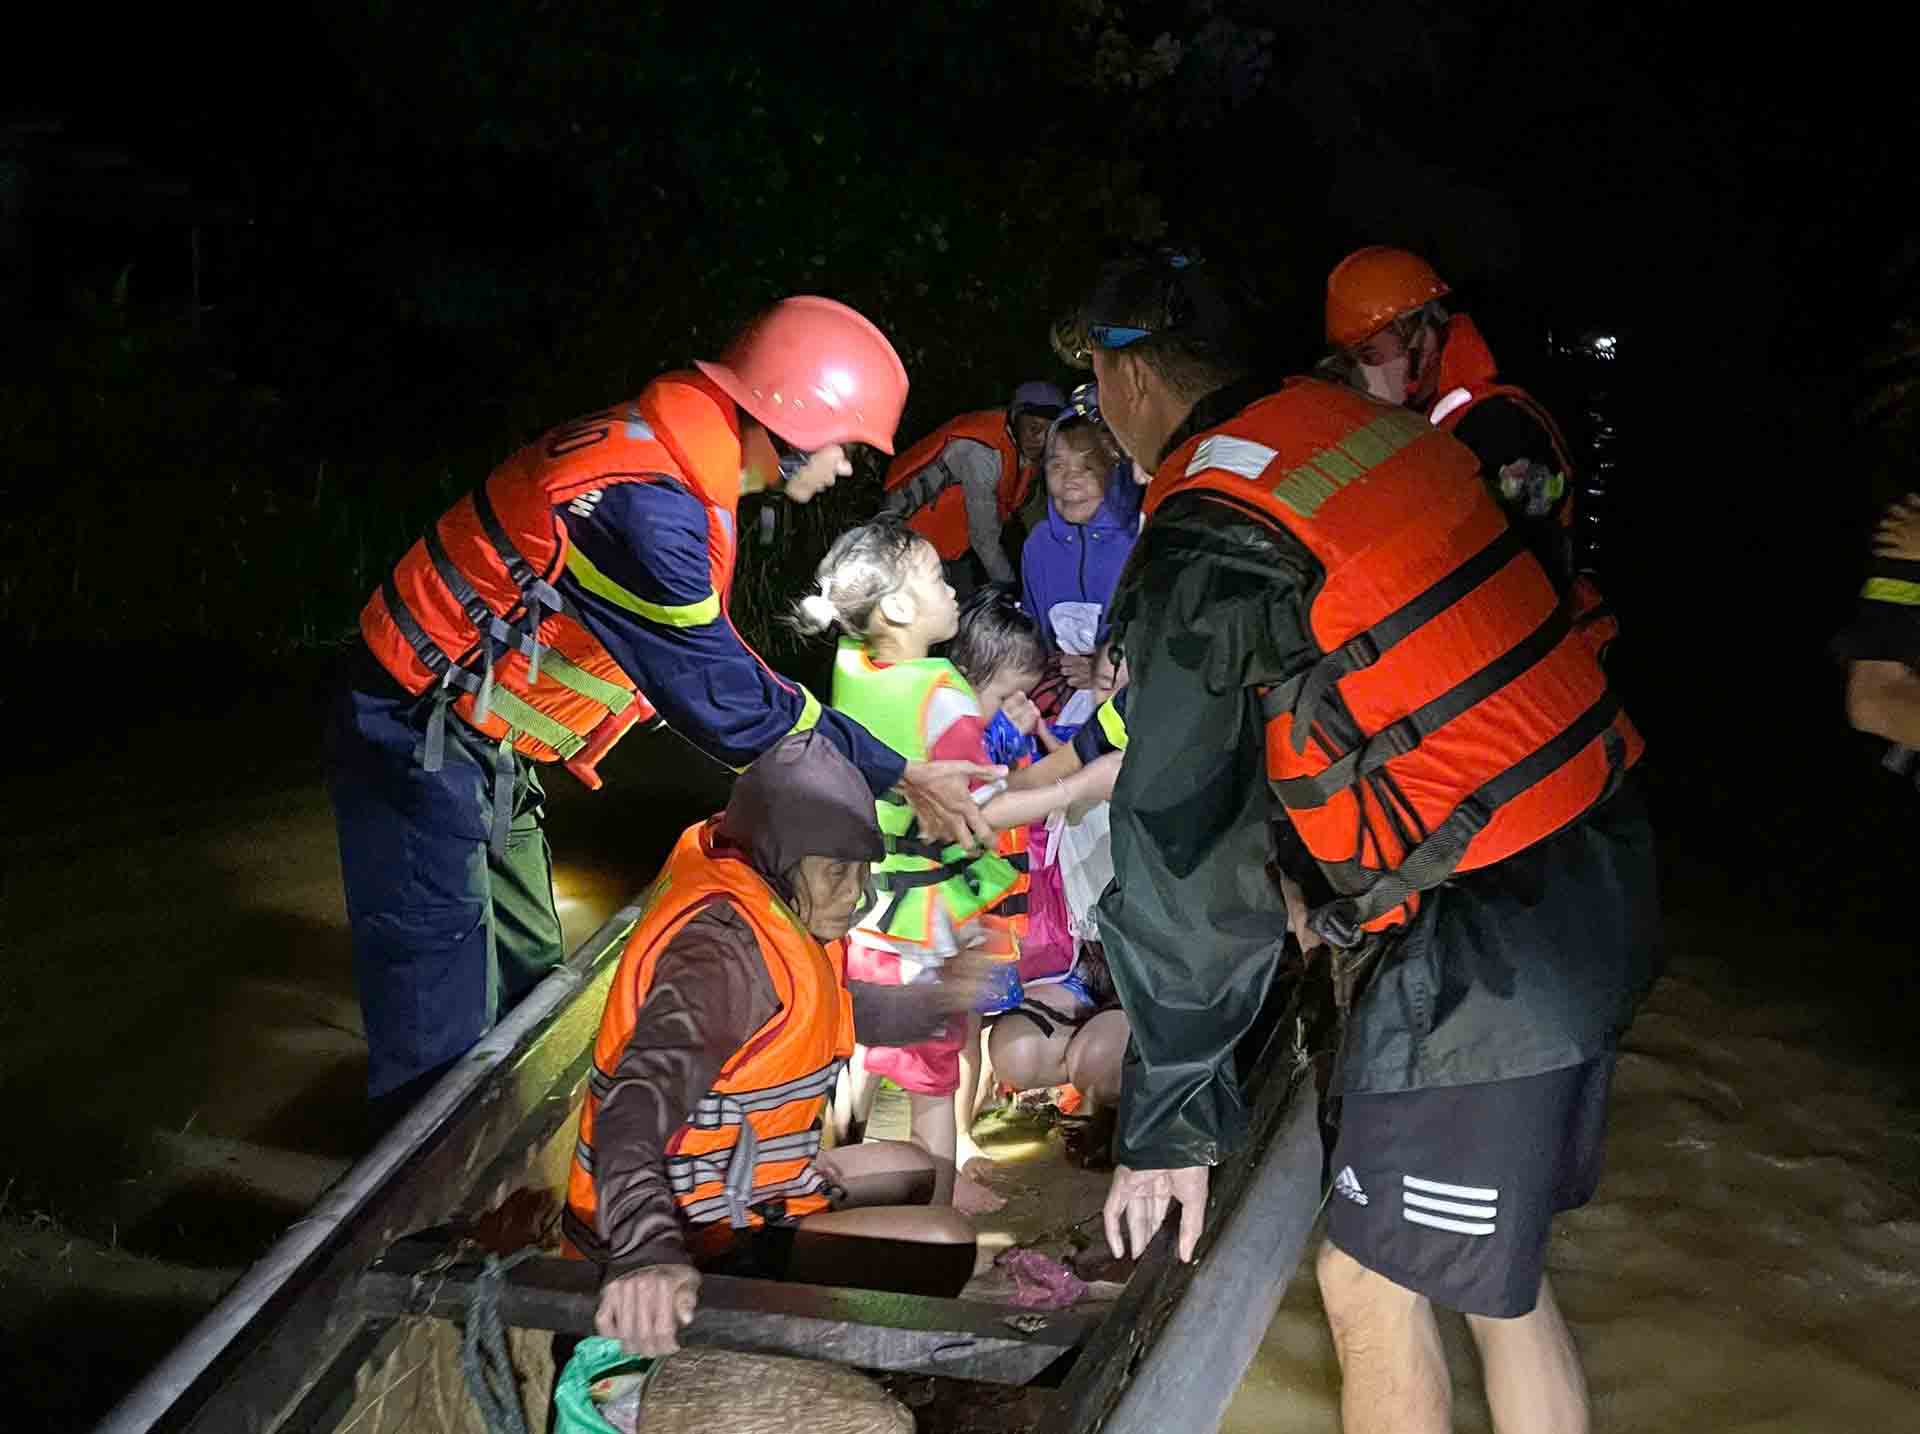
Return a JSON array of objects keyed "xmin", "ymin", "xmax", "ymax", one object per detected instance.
[
  {"xmin": 557, "ymin": 480, "xmax": 907, "ymax": 794},
  {"xmin": 1096, "ymin": 497, "xmax": 1319, "ymax": 1169},
  {"xmin": 1832, "ymin": 523, "xmax": 1920, "ymax": 745},
  {"xmin": 1847, "ymin": 661, "xmax": 1920, "ymax": 745},
  {"xmin": 950, "ymin": 441, "xmax": 1016, "ymax": 584}
]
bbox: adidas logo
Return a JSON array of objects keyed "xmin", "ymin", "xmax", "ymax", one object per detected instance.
[{"xmin": 1333, "ymin": 1165, "xmax": 1368, "ymax": 1206}]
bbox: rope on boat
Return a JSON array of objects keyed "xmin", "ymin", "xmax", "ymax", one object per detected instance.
[{"xmin": 460, "ymin": 1248, "xmax": 538, "ymax": 1434}]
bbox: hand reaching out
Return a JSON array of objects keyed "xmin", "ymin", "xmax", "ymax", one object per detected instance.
[{"xmin": 1103, "ymin": 1163, "xmax": 1210, "ymax": 1263}]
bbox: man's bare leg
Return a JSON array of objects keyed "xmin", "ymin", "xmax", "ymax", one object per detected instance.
[
  {"xmin": 1316, "ymin": 1239, "xmax": 1450, "ymax": 1434},
  {"xmin": 1466, "ymin": 1274, "xmax": 1589, "ymax": 1434}
]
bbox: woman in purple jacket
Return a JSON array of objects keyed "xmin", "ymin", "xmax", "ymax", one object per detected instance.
[{"xmin": 1019, "ymin": 386, "xmax": 1144, "ymax": 691}]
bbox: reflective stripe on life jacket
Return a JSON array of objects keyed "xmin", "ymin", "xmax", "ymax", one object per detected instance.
[
  {"xmin": 830, "ymin": 638, "xmax": 1022, "ymax": 945},
  {"xmin": 882, "ymin": 410, "xmax": 1031, "ymax": 560},
  {"xmin": 1145, "ymin": 378, "xmax": 1643, "ymax": 947},
  {"xmin": 564, "ymin": 819, "xmax": 855, "ymax": 1249},
  {"xmin": 359, "ymin": 371, "xmax": 746, "ymax": 779}
]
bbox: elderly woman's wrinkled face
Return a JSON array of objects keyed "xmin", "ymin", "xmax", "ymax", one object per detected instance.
[
  {"xmin": 1046, "ymin": 430, "xmax": 1114, "ymax": 525},
  {"xmin": 788, "ymin": 855, "xmax": 869, "ymax": 941}
]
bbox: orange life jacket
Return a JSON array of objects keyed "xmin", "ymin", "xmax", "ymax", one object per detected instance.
[
  {"xmin": 1424, "ymin": 314, "xmax": 1617, "ymax": 657},
  {"xmin": 883, "ymin": 410, "xmax": 1032, "ymax": 560},
  {"xmin": 996, "ymin": 819, "xmax": 1031, "ymax": 935},
  {"xmin": 566, "ymin": 818, "xmax": 855, "ymax": 1248},
  {"xmin": 1145, "ymin": 379, "xmax": 1642, "ymax": 946},
  {"xmin": 359, "ymin": 371, "xmax": 745, "ymax": 779}
]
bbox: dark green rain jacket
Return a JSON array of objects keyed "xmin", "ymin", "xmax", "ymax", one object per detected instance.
[{"xmin": 1092, "ymin": 381, "xmax": 1661, "ymax": 1171}]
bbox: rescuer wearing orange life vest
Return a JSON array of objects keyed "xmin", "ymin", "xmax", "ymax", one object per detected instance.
[
  {"xmin": 1324, "ymin": 246, "xmax": 1618, "ymax": 659},
  {"xmin": 566, "ymin": 734, "xmax": 981, "ymax": 1357},
  {"xmin": 879, "ymin": 381, "xmax": 1065, "ymax": 593},
  {"xmin": 324, "ymin": 298, "xmax": 1002, "ymax": 1127},
  {"xmin": 1063, "ymin": 253, "xmax": 1658, "ymax": 1434}
]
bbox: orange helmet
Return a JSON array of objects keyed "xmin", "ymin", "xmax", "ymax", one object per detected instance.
[
  {"xmin": 1325, "ymin": 247, "xmax": 1451, "ymax": 349},
  {"xmin": 696, "ymin": 296, "xmax": 910, "ymax": 454}
]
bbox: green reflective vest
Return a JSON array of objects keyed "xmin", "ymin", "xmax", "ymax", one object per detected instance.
[{"xmin": 830, "ymin": 638, "xmax": 1020, "ymax": 946}]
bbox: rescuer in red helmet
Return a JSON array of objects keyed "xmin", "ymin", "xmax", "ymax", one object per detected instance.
[
  {"xmin": 327, "ymin": 297, "xmax": 1001, "ymax": 1126},
  {"xmin": 1325, "ymin": 246, "xmax": 1617, "ymax": 659}
]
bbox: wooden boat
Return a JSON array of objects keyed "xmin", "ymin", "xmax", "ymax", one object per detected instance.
[{"xmin": 95, "ymin": 896, "xmax": 1332, "ymax": 1434}]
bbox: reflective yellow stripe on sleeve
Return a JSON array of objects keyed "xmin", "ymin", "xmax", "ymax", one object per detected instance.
[
  {"xmin": 1096, "ymin": 696, "xmax": 1130, "ymax": 751},
  {"xmin": 565, "ymin": 546, "xmax": 722, "ymax": 627},
  {"xmin": 1861, "ymin": 577, "xmax": 1920, "ymax": 606},
  {"xmin": 789, "ymin": 684, "xmax": 822, "ymax": 736}
]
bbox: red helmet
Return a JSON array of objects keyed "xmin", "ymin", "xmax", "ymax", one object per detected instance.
[
  {"xmin": 1325, "ymin": 246, "xmax": 1451, "ymax": 348},
  {"xmin": 696, "ymin": 296, "xmax": 909, "ymax": 454}
]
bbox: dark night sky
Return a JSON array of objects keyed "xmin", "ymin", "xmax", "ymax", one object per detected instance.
[{"xmin": 6, "ymin": 2, "xmax": 1916, "ymax": 814}]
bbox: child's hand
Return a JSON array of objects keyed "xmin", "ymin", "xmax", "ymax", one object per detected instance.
[
  {"xmin": 1034, "ymin": 722, "xmax": 1064, "ymax": 753},
  {"xmin": 1000, "ymin": 691, "xmax": 1043, "ymax": 736},
  {"xmin": 1058, "ymin": 653, "xmax": 1095, "ymax": 689}
]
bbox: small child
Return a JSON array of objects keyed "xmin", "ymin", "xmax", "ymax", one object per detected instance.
[
  {"xmin": 943, "ymin": 585, "xmax": 1060, "ymax": 768},
  {"xmin": 796, "ymin": 522, "xmax": 1027, "ymax": 1212},
  {"xmin": 937, "ymin": 586, "xmax": 1055, "ymax": 1154},
  {"xmin": 976, "ymin": 654, "xmax": 1130, "ymax": 1144}
]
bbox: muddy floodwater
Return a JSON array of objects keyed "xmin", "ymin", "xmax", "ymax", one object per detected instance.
[{"xmin": 3, "ymin": 692, "xmax": 1916, "ymax": 1430}]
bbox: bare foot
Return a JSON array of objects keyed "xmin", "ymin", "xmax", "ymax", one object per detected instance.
[
  {"xmin": 952, "ymin": 1172, "xmax": 1009, "ymax": 1215},
  {"xmin": 960, "ymin": 1154, "xmax": 1004, "ymax": 1183}
]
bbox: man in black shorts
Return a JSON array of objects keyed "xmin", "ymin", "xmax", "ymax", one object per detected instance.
[{"xmin": 1066, "ymin": 253, "xmax": 1661, "ymax": 1433}]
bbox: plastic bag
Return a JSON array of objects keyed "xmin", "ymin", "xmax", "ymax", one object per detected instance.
[
  {"xmin": 1049, "ymin": 801, "xmax": 1113, "ymax": 939},
  {"xmin": 553, "ymin": 1336, "xmax": 661, "ymax": 1434}
]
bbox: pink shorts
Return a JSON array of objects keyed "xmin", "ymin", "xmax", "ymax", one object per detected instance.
[{"xmin": 846, "ymin": 942, "xmax": 964, "ymax": 1096}]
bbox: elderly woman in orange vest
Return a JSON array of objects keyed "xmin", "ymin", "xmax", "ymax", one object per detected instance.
[{"xmin": 564, "ymin": 732, "xmax": 983, "ymax": 1357}]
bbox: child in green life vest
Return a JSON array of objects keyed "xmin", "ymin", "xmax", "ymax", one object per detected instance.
[{"xmin": 795, "ymin": 522, "xmax": 1037, "ymax": 1213}]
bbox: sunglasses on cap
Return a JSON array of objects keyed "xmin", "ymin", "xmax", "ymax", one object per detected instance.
[{"xmin": 1078, "ymin": 251, "xmax": 1200, "ymax": 359}]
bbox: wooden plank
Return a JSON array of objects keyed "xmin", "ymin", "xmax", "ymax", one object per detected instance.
[
  {"xmin": 1059, "ymin": 967, "xmax": 1332, "ymax": 1433},
  {"xmin": 357, "ymin": 1237, "xmax": 1095, "ymax": 1386},
  {"xmin": 143, "ymin": 905, "xmax": 643, "ymax": 1434}
]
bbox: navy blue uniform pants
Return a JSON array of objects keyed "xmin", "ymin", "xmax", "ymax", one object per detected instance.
[{"xmin": 325, "ymin": 655, "xmax": 565, "ymax": 1108}]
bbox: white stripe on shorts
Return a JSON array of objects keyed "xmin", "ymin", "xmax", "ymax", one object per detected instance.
[
  {"xmin": 1403, "ymin": 1174, "xmax": 1499, "ymax": 1201},
  {"xmin": 1402, "ymin": 1207, "xmax": 1497, "ymax": 1236},
  {"xmin": 1403, "ymin": 1190, "xmax": 1497, "ymax": 1219}
]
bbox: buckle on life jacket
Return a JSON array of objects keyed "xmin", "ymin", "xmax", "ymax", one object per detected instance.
[{"xmin": 723, "ymin": 1115, "xmax": 759, "ymax": 1229}]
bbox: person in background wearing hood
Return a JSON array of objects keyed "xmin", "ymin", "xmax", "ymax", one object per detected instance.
[
  {"xmin": 880, "ymin": 381, "xmax": 1066, "ymax": 594},
  {"xmin": 565, "ymin": 734, "xmax": 987, "ymax": 1358},
  {"xmin": 1019, "ymin": 383, "xmax": 1144, "ymax": 704},
  {"xmin": 1323, "ymin": 247, "xmax": 1617, "ymax": 660}
]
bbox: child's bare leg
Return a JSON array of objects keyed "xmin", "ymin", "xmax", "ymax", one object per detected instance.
[
  {"xmin": 828, "ymin": 1045, "xmax": 878, "ymax": 1146},
  {"xmin": 907, "ymin": 1092, "xmax": 959, "ymax": 1204},
  {"xmin": 954, "ymin": 1014, "xmax": 992, "ymax": 1161},
  {"xmin": 816, "ymin": 1138, "xmax": 938, "ymax": 1207},
  {"xmin": 792, "ymin": 1195, "xmax": 976, "ymax": 1296},
  {"xmin": 1064, "ymin": 1010, "xmax": 1129, "ymax": 1110}
]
